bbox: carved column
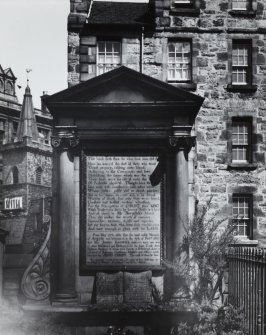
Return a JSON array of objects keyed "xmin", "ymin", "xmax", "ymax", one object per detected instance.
[
  {"xmin": 51, "ymin": 134, "xmax": 79, "ymax": 300},
  {"xmin": 169, "ymin": 136, "xmax": 195, "ymax": 259}
]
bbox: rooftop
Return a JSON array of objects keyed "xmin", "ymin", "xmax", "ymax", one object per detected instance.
[{"xmin": 87, "ymin": 1, "xmax": 154, "ymax": 26}]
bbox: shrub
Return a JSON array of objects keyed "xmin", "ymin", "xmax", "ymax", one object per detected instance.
[{"xmin": 165, "ymin": 198, "xmax": 248, "ymax": 334}]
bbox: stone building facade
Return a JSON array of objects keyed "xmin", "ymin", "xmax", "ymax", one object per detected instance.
[
  {"xmin": 0, "ymin": 0, "xmax": 265, "ymax": 333},
  {"xmin": 14, "ymin": 0, "xmax": 263, "ymax": 332},
  {"xmin": 68, "ymin": 0, "xmax": 266, "ymax": 246},
  {"xmin": 0, "ymin": 67, "xmax": 53, "ymax": 302}
]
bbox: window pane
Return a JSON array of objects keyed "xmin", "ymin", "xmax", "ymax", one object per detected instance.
[
  {"xmin": 113, "ymin": 43, "xmax": 120, "ymax": 53},
  {"xmin": 232, "ymin": 0, "xmax": 248, "ymax": 10},
  {"xmin": 183, "ymin": 42, "xmax": 190, "ymax": 53},
  {"xmin": 168, "ymin": 44, "xmax": 175, "ymax": 53},
  {"xmin": 105, "ymin": 42, "xmax": 112, "ymax": 52},
  {"xmin": 167, "ymin": 41, "xmax": 191, "ymax": 81},
  {"xmin": 232, "ymin": 42, "xmax": 250, "ymax": 85},
  {"xmin": 38, "ymin": 128, "xmax": 50, "ymax": 144},
  {"xmin": 232, "ymin": 67, "xmax": 247, "ymax": 84},
  {"xmin": 232, "ymin": 196, "xmax": 250, "ymax": 236},
  {"xmin": 98, "ymin": 42, "xmax": 105, "ymax": 52},
  {"xmin": 232, "ymin": 121, "xmax": 250, "ymax": 162},
  {"xmin": 232, "ymin": 72, "xmax": 237, "ymax": 83},
  {"xmin": 97, "ymin": 41, "xmax": 121, "ymax": 75},
  {"xmin": 174, "ymin": 0, "xmax": 193, "ymax": 4}
]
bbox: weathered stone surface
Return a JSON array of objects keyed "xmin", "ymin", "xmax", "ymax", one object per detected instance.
[
  {"xmin": 214, "ymin": 64, "xmax": 226, "ymax": 70},
  {"xmin": 66, "ymin": 0, "xmax": 266, "ymax": 292},
  {"xmin": 96, "ymin": 272, "xmax": 123, "ymax": 304},
  {"xmin": 197, "ymin": 58, "xmax": 208, "ymax": 67},
  {"xmin": 124, "ymin": 271, "xmax": 153, "ymax": 304}
]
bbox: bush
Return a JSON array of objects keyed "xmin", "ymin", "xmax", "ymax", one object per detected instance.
[
  {"xmin": 165, "ymin": 199, "xmax": 248, "ymax": 335},
  {"xmin": 170, "ymin": 303, "xmax": 248, "ymax": 335}
]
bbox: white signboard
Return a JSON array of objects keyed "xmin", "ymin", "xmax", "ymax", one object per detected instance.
[{"xmin": 4, "ymin": 197, "xmax": 23, "ymax": 210}]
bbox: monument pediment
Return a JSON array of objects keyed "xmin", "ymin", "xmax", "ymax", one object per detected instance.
[{"xmin": 45, "ymin": 66, "xmax": 204, "ymax": 106}]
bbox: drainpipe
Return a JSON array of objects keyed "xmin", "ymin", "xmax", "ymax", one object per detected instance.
[
  {"xmin": 140, "ymin": 26, "xmax": 144, "ymax": 73},
  {"xmin": 86, "ymin": 0, "xmax": 94, "ymax": 23}
]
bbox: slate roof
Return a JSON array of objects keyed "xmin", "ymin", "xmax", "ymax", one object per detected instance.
[{"xmin": 87, "ymin": 1, "xmax": 154, "ymax": 26}]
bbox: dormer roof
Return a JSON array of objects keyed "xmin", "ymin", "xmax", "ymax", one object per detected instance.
[
  {"xmin": 87, "ymin": 1, "xmax": 154, "ymax": 26},
  {"xmin": 4, "ymin": 68, "xmax": 17, "ymax": 80}
]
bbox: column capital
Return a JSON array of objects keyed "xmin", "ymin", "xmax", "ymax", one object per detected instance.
[
  {"xmin": 51, "ymin": 135, "xmax": 79, "ymax": 150},
  {"xmin": 168, "ymin": 136, "xmax": 196, "ymax": 152}
]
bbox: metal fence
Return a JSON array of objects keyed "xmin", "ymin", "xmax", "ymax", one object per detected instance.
[{"xmin": 228, "ymin": 247, "xmax": 266, "ymax": 335}]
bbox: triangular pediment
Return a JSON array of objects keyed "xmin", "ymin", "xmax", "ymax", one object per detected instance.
[{"xmin": 45, "ymin": 66, "xmax": 204, "ymax": 105}]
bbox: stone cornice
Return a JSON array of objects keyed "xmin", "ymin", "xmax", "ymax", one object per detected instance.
[
  {"xmin": 155, "ymin": 27, "xmax": 266, "ymax": 34},
  {"xmin": 0, "ymin": 144, "xmax": 52, "ymax": 156}
]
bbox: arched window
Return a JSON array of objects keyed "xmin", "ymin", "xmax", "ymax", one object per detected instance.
[
  {"xmin": 12, "ymin": 166, "xmax": 19, "ymax": 184},
  {"xmin": 36, "ymin": 167, "xmax": 43, "ymax": 185},
  {"xmin": 0, "ymin": 79, "xmax": 4, "ymax": 92},
  {"xmin": 5, "ymin": 81, "xmax": 13, "ymax": 95}
]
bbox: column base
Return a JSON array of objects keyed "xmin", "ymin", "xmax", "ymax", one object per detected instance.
[{"xmin": 54, "ymin": 292, "xmax": 77, "ymax": 303}]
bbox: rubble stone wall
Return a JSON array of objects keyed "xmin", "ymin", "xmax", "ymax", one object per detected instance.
[{"xmin": 68, "ymin": 0, "xmax": 266, "ymax": 246}]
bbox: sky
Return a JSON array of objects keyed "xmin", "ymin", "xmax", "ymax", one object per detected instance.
[
  {"xmin": 0, "ymin": 0, "xmax": 148, "ymax": 109},
  {"xmin": 0, "ymin": 0, "xmax": 70, "ymax": 109}
]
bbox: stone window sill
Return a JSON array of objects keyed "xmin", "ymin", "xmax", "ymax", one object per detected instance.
[
  {"xmin": 170, "ymin": 8, "xmax": 200, "ymax": 16},
  {"xmin": 169, "ymin": 82, "xmax": 197, "ymax": 91},
  {"xmin": 227, "ymin": 163, "xmax": 257, "ymax": 170},
  {"xmin": 229, "ymin": 10, "xmax": 256, "ymax": 17},
  {"xmin": 227, "ymin": 84, "xmax": 257, "ymax": 93},
  {"xmin": 230, "ymin": 238, "xmax": 258, "ymax": 246}
]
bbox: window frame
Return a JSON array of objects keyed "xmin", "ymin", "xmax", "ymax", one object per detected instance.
[
  {"xmin": 227, "ymin": 116, "xmax": 257, "ymax": 169},
  {"xmin": 227, "ymin": 39, "xmax": 257, "ymax": 92},
  {"xmin": 173, "ymin": 0, "xmax": 194, "ymax": 8},
  {"xmin": 231, "ymin": 119, "xmax": 252, "ymax": 164},
  {"xmin": 12, "ymin": 121, "xmax": 18, "ymax": 140},
  {"xmin": 96, "ymin": 40, "xmax": 121, "ymax": 76},
  {"xmin": 229, "ymin": 0, "xmax": 256, "ymax": 16},
  {"xmin": 12, "ymin": 166, "xmax": 19, "ymax": 185},
  {"xmin": 232, "ymin": 40, "xmax": 252, "ymax": 86},
  {"xmin": 232, "ymin": 194, "xmax": 253, "ymax": 239},
  {"xmin": 0, "ymin": 118, "xmax": 6, "ymax": 145},
  {"xmin": 38, "ymin": 127, "xmax": 50, "ymax": 145},
  {"xmin": 36, "ymin": 167, "xmax": 43, "ymax": 185},
  {"xmin": 231, "ymin": 0, "xmax": 250, "ymax": 11},
  {"xmin": 5, "ymin": 81, "xmax": 14, "ymax": 96},
  {"xmin": 170, "ymin": 0, "xmax": 200, "ymax": 15},
  {"xmin": 0, "ymin": 79, "xmax": 4, "ymax": 92},
  {"xmin": 167, "ymin": 40, "xmax": 192, "ymax": 83}
]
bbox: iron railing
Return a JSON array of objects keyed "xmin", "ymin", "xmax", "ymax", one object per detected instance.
[{"xmin": 228, "ymin": 247, "xmax": 266, "ymax": 335}]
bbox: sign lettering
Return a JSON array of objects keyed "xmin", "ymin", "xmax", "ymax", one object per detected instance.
[
  {"xmin": 4, "ymin": 197, "xmax": 23, "ymax": 210},
  {"xmin": 85, "ymin": 155, "xmax": 161, "ymax": 267}
]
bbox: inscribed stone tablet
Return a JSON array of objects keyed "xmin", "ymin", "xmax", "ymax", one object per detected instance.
[
  {"xmin": 86, "ymin": 155, "xmax": 161, "ymax": 267},
  {"xmin": 96, "ymin": 272, "xmax": 123, "ymax": 304},
  {"xmin": 124, "ymin": 271, "xmax": 153, "ymax": 304}
]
